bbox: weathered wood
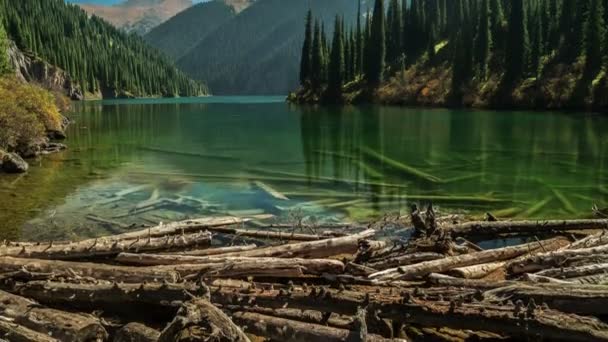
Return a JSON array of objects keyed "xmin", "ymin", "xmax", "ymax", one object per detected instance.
[
  {"xmin": 370, "ymin": 239, "xmax": 557, "ymax": 281},
  {"xmin": 168, "ymin": 244, "xmax": 257, "ymax": 257},
  {"xmin": 568, "ymin": 231, "xmax": 608, "ymax": 249},
  {"xmin": 445, "ymin": 219, "xmax": 608, "ymax": 237},
  {"xmin": 367, "ymin": 253, "xmax": 444, "ymax": 271},
  {"xmin": 536, "ymin": 263, "xmax": 608, "ymax": 279},
  {"xmin": 0, "ymin": 320, "xmax": 58, "ymax": 342},
  {"xmin": 483, "ymin": 283, "xmax": 608, "ymax": 315},
  {"xmin": 203, "ymin": 226, "xmax": 327, "ymax": 241},
  {"xmin": 209, "ymin": 284, "xmax": 608, "ymax": 341},
  {"xmin": 225, "ymin": 305, "xmax": 353, "ymax": 330},
  {"xmin": 158, "ymin": 299, "xmax": 250, "ymax": 342},
  {"xmin": 0, "ymin": 290, "xmax": 107, "ymax": 341},
  {"xmin": 0, "ymin": 231, "xmax": 211, "ymax": 260},
  {"xmin": 426, "ymin": 273, "xmax": 520, "ymax": 289},
  {"xmin": 508, "ymin": 243, "xmax": 608, "ymax": 274},
  {"xmin": 448, "ymin": 261, "xmax": 506, "ymax": 279},
  {"xmin": 216, "ymin": 229, "xmax": 376, "ymax": 259},
  {"xmin": 114, "ymin": 323, "xmax": 160, "ymax": 342},
  {"xmin": 0, "ymin": 256, "xmax": 179, "ymax": 283},
  {"xmin": 232, "ymin": 311, "xmax": 405, "ymax": 342},
  {"xmin": 107, "ymin": 217, "xmax": 245, "ymax": 241}
]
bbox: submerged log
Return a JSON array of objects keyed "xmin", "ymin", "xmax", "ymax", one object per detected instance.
[
  {"xmin": 158, "ymin": 299, "xmax": 250, "ymax": 342},
  {"xmin": 0, "ymin": 257, "xmax": 179, "ymax": 283},
  {"xmin": 0, "ymin": 290, "xmax": 107, "ymax": 341},
  {"xmin": 370, "ymin": 239, "xmax": 557, "ymax": 281},
  {"xmin": 444, "ymin": 219, "xmax": 608, "ymax": 237},
  {"xmin": 0, "ymin": 231, "xmax": 211, "ymax": 260},
  {"xmin": 114, "ymin": 323, "xmax": 160, "ymax": 342},
  {"xmin": 0, "ymin": 320, "xmax": 58, "ymax": 342},
  {"xmin": 232, "ymin": 311, "xmax": 405, "ymax": 342},
  {"xmin": 216, "ymin": 229, "xmax": 376, "ymax": 259}
]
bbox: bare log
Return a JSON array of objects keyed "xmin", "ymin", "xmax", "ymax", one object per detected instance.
[
  {"xmin": 568, "ymin": 230, "xmax": 608, "ymax": 249},
  {"xmin": 426, "ymin": 273, "xmax": 520, "ymax": 289},
  {"xmin": 370, "ymin": 239, "xmax": 558, "ymax": 281},
  {"xmin": 198, "ymin": 226, "xmax": 328, "ymax": 241},
  {"xmin": 0, "ymin": 320, "xmax": 58, "ymax": 342},
  {"xmin": 0, "ymin": 290, "xmax": 107, "ymax": 341},
  {"xmin": 444, "ymin": 219, "xmax": 608, "ymax": 237},
  {"xmin": 0, "ymin": 231, "xmax": 211, "ymax": 260},
  {"xmin": 483, "ymin": 282, "xmax": 608, "ymax": 315},
  {"xmin": 232, "ymin": 311, "xmax": 405, "ymax": 342},
  {"xmin": 168, "ymin": 244, "xmax": 257, "ymax": 257},
  {"xmin": 447, "ymin": 261, "xmax": 506, "ymax": 279},
  {"xmin": 158, "ymin": 299, "xmax": 250, "ymax": 342},
  {"xmin": 217, "ymin": 229, "xmax": 376, "ymax": 259},
  {"xmin": 107, "ymin": 217, "xmax": 245, "ymax": 241},
  {"xmin": 225, "ymin": 305, "xmax": 353, "ymax": 330},
  {"xmin": 536, "ymin": 263, "xmax": 608, "ymax": 279},
  {"xmin": 0, "ymin": 257, "xmax": 179, "ymax": 283},
  {"xmin": 508, "ymin": 243, "xmax": 608, "ymax": 275},
  {"xmin": 367, "ymin": 252, "xmax": 444, "ymax": 271},
  {"xmin": 114, "ymin": 323, "xmax": 160, "ymax": 342},
  {"xmin": 209, "ymin": 284, "xmax": 608, "ymax": 341}
]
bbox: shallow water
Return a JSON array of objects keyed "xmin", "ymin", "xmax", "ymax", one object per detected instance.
[{"xmin": 1, "ymin": 96, "xmax": 607, "ymax": 241}]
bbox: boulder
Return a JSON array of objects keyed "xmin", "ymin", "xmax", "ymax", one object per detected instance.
[{"xmin": 2, "ymin": 153, "xmax": 29, "ymax": 173}]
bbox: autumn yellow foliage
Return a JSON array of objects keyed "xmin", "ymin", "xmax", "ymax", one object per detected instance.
[{"xmin": 0, "ymin": 77, "xmax": 63, "ymax": 151}]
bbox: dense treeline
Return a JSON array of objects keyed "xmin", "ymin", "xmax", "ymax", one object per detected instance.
[
  {"xmin": 298, "ymin": 0, "xmax": 608, "ymax": 108},
  {"xmin": 0, "ymin": 0, "xmax": 205, "ymax": 98}
]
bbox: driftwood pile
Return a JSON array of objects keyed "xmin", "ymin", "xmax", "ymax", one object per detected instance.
[{"xmin": 2, "ymin": 209, "xmax": 608, "ymax": 341}]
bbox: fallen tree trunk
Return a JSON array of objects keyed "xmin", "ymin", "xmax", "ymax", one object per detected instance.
[
  {"xmin": 483, "ymin": 283, "xmax": 608, "ymax": 315},
  {"xmin": 106, "ymin": 217, "xmax": 245, "ymax": 241},
  {"xmin": 0, "ymin": 231, "xmax": 211, "ymax": 260},
  {"xmin": 209, "ymin": 284, "xmax": 608, "ymax": 341},
  {"xmin": 568, "ymin": 231, "xmax": 608, "ymax": 249},
  {"xmin": 204, "ymin": 226, "xmax": 329, "ymax": 241},
  {"xmin": 167, "ymin": 244, "xmax": 257, "ymax": 257},
  {"xmin": 0, "ymin": 257, "xmax": 179, "ymax": 283},
  {"xmin": 114, "ymin": 323, "xmax": 160, "ymax": 342},
  {"xmin": 0, "ymin": 320, "xmax": 58, "ymax": 342},
  {"xmin": 508, "ymin": 243, "xmax": 608, "ymax": 275},
  {"xmin": 158, "ymin": 299, "xmax": 250, "ymax": 342},
  {"xmin": 426, "ymin": 273, "xmax": 520, "ymax": 289},
  {"xmin": 370, "ymin": 239, "xmax": 557, "ymax": 281},
  {"xmin": 447, "ymin": 261, "xmax": 506, "ymax": 279},
  {"xmin": 444, "ymin": 219, "xmax": 608, "ymax": 237},
  {"xmin": 216, "ymin": 229, "xmax": 377, "ymax": 259},
  {"xmin": 232, "ymin": 311, "xmax": 405, "ymax": 342},
  {"xmin": 535, "ymin": 263, "xmax": 608, "ymax": 279},
  {"xmin": 0, "ymin": 290, "xmax": 107, "ymax": 341},
  {"xmin": 367, "ymin": 252, "xmax": 444, "ymax": 271},
  {"xmin": 225, "ymin": 305, "xmax": 353, "ymax": 330}
]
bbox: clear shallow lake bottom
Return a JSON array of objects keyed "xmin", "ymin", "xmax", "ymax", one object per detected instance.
[{"xmin": 1, "ymin": 96, "xmax": 607, "ymax": 241}]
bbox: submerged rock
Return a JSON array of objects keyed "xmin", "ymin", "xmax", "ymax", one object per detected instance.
[{"xmin": 2, "ymin": 153, "xmax": 29, "ymax": 173}]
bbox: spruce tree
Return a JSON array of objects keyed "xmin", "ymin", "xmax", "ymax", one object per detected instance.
[
  {"xmin": 474, "ymin": 0, "xmax": 492, "ymax": 79},
  {"xmin": 299, "ymin": 10, "xmax": 313, "ymax": 86},
  {"xmin": 505, "ymin": 0, "xmax": 528, "ymax": 83},
  {"xmin": 583, "ymin": 0, "xmax": 605, "ymax": 75},
  {"xmin": 387, "ymin": 0, "xmax": 403, "ymax": 63},
  {"xmin": 328, "ymin": 15, "xmax": 345, "ymax": 98},
  {"xmin": 0, "ymin": 23, "xmax": 11, "ymax": 75},
  {"xmin": 355, "ymin": 1, "xmax": 363, "ymax": 75},
  {"xmin": 366, "ymin": 0, "xmax": 386, "ymax": 86},
  {"xmin": 311, "ymin": 20, "xmax": 323, "ymax": 89}
]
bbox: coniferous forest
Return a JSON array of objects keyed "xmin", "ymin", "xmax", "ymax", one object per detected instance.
[
  {"xmin": 0, "ymin": 0, "xmax": 205, "ymax": 98},
  {"xmin": 295, "ymin": 0, "xmax": 608, "ymax": 110}
]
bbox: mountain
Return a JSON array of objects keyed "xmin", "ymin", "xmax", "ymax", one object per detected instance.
[
  {"xmin": 152, "ymin": 0, "xmax": 362, "ymax": 95},
  {"xmin": 1, "ymin": 0, "xmax": 204, "ymax": 98},
  {"xmin": 144, "ymin": 0, "xmax": 253, "ymax": 60},
  {"xmin": 78, "ymin": 0, "xmax": 193, "ymax": 35}
]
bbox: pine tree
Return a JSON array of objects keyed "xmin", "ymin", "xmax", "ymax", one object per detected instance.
[
  {"xmin": 366, "ymin": 0, "xmax": 386, "ymax": 86},
  {"xmin": 505, "ymin": 0, "xmax": 528, "ymax": 83},
  {"xmin": 328, "ymin": 15, "xmax": 345, "ymax": 98},
  {"xmin": 0, "ymin": 23, "xmax": 11, "ymax": 75},
  {"xmin": 583, "ymin": 0, "xmax": 605, "ymax": 75},
  {"xmin": 311, "ymin": 19, "xmax": 323, "ymax": 89},
  {"xmin": 474, "ymin": 0, "xmax": 492, "ymax": 79},
  {"xmin": 299, "ymin": 9, "xmax": 313, "ymax": 86}
]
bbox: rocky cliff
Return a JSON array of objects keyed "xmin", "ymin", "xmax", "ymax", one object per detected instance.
[{"xmin": 8, "ymin": 42, "xmax": 83, "ymax": 100}]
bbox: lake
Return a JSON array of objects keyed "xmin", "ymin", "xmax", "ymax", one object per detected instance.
[{"xmin": 1, "ymin": 96, "xmax": 607, "ymax": 241}]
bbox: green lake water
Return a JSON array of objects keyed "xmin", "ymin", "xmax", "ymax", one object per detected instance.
[{"xmin": 1, "ymin": 96, "xmax": 607, "ymax": 241}]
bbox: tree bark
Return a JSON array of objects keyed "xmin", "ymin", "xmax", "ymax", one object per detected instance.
[
  {"xmin": 0, "ymin": 256, "xmax": 179, "ymax": 283},
  {"xmin": 0, "ymin": 290, "xmax": 107, "ymax": 341},
  {"xmin": 0, "ymin": 321, "xmax": 59, "ymax": 342},
  {"xmin": 114, "ymin": 323, "xmax": 160, "ymax": 342},
  {"xmin": 231, "ymin": 311, "xmax": 406, "ymax": 342},
  {"xmin": 444, "ymin": 219, "xmax": 608, "ymax": 237},
  {"xmin": 158, "ymin": 299, "xmax": 250, "ymax": 342},
  {"xmin": 370, "ymin": 239, "xmax": 558, "ymax": 281},
  {"xmin": 0, "ymin": 231, "xmax": 211, "ymax": 260},
  {"xmin": 215, "ymin": 229, "xmax": 376, "ymax": 259}
]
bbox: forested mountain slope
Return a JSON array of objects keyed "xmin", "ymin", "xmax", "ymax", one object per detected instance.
[
  {"xmin": 0, "ymin": 0, "xmax": 205, "ymax": 98},
  {"xmin": 78, "ymin": 0, "xmax": 192, "ymax": 35},
  {"xmin": 144, "ymin": 0, "xmax": 253, "ymax": 60},
  {"xmin": 174, "ymin": 0, "xmax": 364, "ymax": 95}
]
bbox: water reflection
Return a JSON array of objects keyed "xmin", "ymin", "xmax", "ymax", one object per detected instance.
[{"xmin": 0, "ymin": 97, "xmax": 606, "ymax": 241}]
